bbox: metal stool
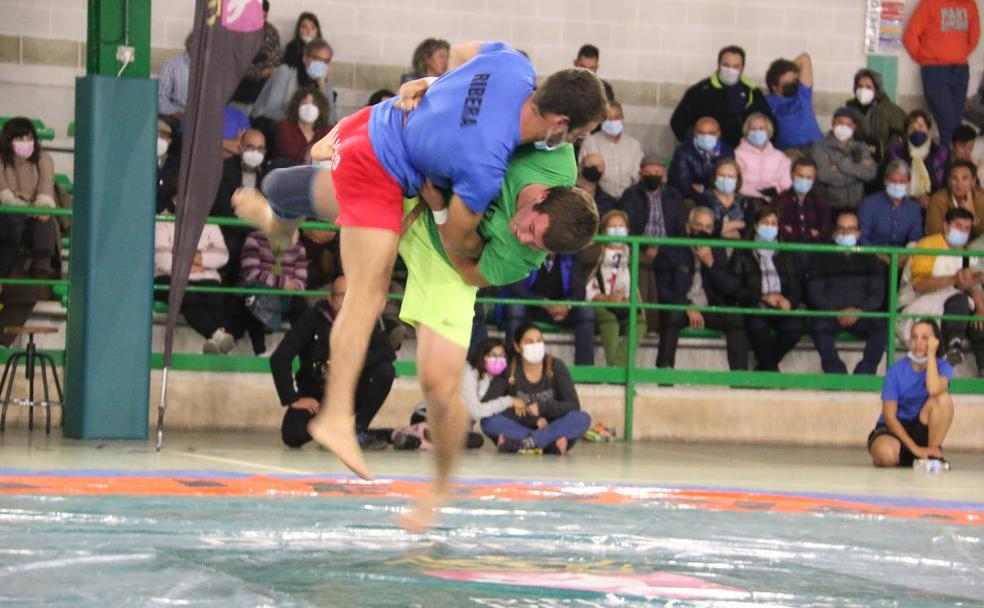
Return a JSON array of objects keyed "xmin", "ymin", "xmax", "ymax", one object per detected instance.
[{"xmin": 0, "ymin": 327, "xmax": 63, "ymax": 434}]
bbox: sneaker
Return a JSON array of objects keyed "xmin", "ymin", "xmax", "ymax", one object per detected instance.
[
  {"xmin": 393, "ymin": 433, "xmax": 421, "ymax": 450},
  {"xmin": 357, "ymin": 432, "xmax": 388, "ymax": 451},
  {"xmin": 945, "ymin": 339, "xmax": 964, "ymax": 366},
  {"xmin": 213, "ymin": 328, "xmax": 235, "ymax": 354},
  {"xmin": 497, "ymin": 436, "xmax": 535, "ymax": 454},
  {"xmin": 202, "ymin": 338, "xmax": 220, "ymax": 354}
]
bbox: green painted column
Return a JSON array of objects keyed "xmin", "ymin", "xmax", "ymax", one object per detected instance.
[{"xmin": 86, "ymin": 0, "xmax": 151, "ymax": 78}]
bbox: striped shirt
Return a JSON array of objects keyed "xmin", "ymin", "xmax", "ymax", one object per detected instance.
[{"xmin": 239, "ymin": 231, "xmax": 308, "ymax": 289}]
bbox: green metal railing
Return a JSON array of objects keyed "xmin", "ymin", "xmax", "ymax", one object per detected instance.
[{"xmin": 3, "ymin": 204, "xmax": 984, "ymax": 440}]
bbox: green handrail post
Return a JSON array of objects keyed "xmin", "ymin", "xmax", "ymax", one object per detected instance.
[
  {"xmin": 624, "ymin": 240, "xmax": 641, "ymax": 441},
  {"xmin": 887, "ymin": 251, "xmax": 899, "ymax": 364}
]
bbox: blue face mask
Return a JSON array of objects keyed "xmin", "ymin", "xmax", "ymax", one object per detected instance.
[
  {"xmin": 695, "ymin": 134, "xmax": 718, "ymax": 153},
  {"xmin": 306, "ymin": 60, "xmax": 329, "ymax": 80},
  {"xmin": 792, "ymin": 177, "xmax": 814, "ymax": 195},
  {"xmin": 835, "ymin": 233, "xmax": 857, "ymax": 247},
  {"xmin": 747, "ymin": 130, "xmax": 769, "ymax": 147},
  {"xmin": 756, "ymin": 225, "xmax": 779, "ymax": 242},
  {"xmin": 534, "ymin": 125, "xmax": 568, "ymax": 151},
  {"xmin": 714, "ymin": 176, "xmax": 737, "ymax": 194},
  {"xmin": 908, "ymin": 131, "xmax": 929, "ymax": 147},
  {"xmin": 947, "ymin": 227, "xmax": 970, "ymax": 247},
  {"xmin": 886, "ymin": 183, "xmax": 908, "ymax": 200}
]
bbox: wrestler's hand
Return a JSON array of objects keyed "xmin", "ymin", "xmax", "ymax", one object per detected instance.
[
  {"xmin": 310, "ymin": 124, "xmax": 340, "ymax": 162},
  {"xmin": 395, "ymin": 77, "xmax": 432, "ymax": 112},
  {"xmin": 419, "ymin": 178, "xmax": 446, "ymax": 212}
]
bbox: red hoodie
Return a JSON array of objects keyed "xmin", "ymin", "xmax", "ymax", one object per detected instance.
[{"xmin": 903, "ymin": 0, "xmax": 980, "ymax": 65}]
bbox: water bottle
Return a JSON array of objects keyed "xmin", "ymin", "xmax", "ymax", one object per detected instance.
[{"xmin": 913, "ymin": 458, "xmax": 950, "ymax": 472}]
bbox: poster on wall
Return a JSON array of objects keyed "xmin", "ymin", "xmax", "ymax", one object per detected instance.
[{"xmin": 866, "ymin": 0, "xmax": 907, "ymax": 54}]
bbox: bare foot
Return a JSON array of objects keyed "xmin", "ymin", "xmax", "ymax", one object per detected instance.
[
  {"xmin": 307, "ymin": 415, "xmax": 373, "ymax": 480},
  {"xmin": 554, "ymin": 436, "xmax": 568, "ymax": 455},
  {"xmin": 231, "ymin": 188, "xmax": 300, "ymax": 249},
  {"xmin": 397, "ymin": 491, "xmax": 447, "ymax": 534}
]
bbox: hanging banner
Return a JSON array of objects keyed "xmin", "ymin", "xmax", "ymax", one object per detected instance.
[{"xmin": 866, "ymin": 0, "xmax": 907, "ymax": 54}]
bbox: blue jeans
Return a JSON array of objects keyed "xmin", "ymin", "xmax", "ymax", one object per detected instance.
[
  {"xmin": 480, "ymin": 410, "xmax": 592, "ymax": 450},
  {"xmin": 505, "ymin": 304, "xmax": 596, "ymax": 365},
  {"xmin": 262, "ymin": 165, "xmax": 321, "ymax": 219},
  {"xmin": 921, "ymin": 64, "xmax": 970, "ymax": 146}
]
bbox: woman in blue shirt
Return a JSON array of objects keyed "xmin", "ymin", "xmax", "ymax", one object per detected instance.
[{"xmin": 868, "ymin": 319, "xmax": 955, "ymax": 467}]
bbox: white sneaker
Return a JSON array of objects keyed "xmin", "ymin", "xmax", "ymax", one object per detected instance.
[
  {"xmin": 202, "ymin": 338, "xmax": 220, "ymax": 354},
  {"xmin": 213, "ymin": 328, "xmax": 235, "ymax": 354}
]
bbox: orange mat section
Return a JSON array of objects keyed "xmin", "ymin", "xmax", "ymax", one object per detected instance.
[{"xmin": 1, "ymin": 473, "xmax": 981, "ymax": 526}]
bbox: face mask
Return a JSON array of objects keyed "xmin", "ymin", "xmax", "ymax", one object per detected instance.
[
  {"xmin": 855, "ymin": 87, "xmax": 876, "ymax": 106},
  {"xmin": 793, "ymin": 177, "xmax": 814, "ymax": 195},
  {"xmin": 907, "ymin": 351, "xmax": 929, "ymax": 364},
  {"xmin": 521, "ymin": 341, "xmax": 545, "ymax": 365},
  {"xmin": 886, "ymin": 183, "xmax": 908, "ymax": 200},
  {"xmin": 534, "ymin": 125, "xmax": 569, "ymax": 152},
  {"xmin": 12, "ymin": 140, "xmax": 34, "ymax": 159},
  {"xmin": 242, "ymin": 149, "xmax": 265, "ymax": 169},
  {"xmin": 908, "ymin": 131, "xmax": 929, "ymax": 147},
  {"xmin": 756, "ymin": 225, "xmax": 779, "ymax": 242},
  {"xmin": 715, "ymin": 176, "xmax": 737, "ymax": 194},
  {"xmin": 695, "ymin": 134, "xmax": 718, "ymax": 153},
  {"xmin": 306, "ymin": 59, "xmax": 329, "ymax": 80},
  {"xmin": 606, "ymin": 225, "xmax": 628, "ymax": 237},
  {"xmin": 781, "ymin": 81, "xmax": 799, "ymax": 98},
  {"xmin": 601, "ymin": 120, "xmax": 623, "ymax": 137},
  {"xmin": 581, "ymin": 166, "xmax": 602, "ymax": 183},
  {"xmin": 298, "ymin": 103, "xmax": 320, "ymax": 123},
  {"xmin": 718, "ymin": 66, "xmax": 740, "ymax": 86},
  {"xmin": 156, "ymin": 137, "xmax": 170, "ymax": 158},
  {"xmin": 834, "ymin": 233, "xmax": 857, "ymax": 247},
  {"xmin": 832, "ymin": 125, "xmax": 854, "ymax": 142},
  {"xmin": 642, "ymin": 175, "xmax": 663, "ymax": 191},
  {"xmin": 300, "ymin": 35, "xmax": 315, "ymax": 44},
  {"xmin": 947, "ymin": 227, "xmax": 970, "ymax": 247},
  {"xmin": 484, "ymin": 356, "xmax": 507, "ymax": 376},
  {"xmin": 747, "ymin": 129, "xmax": 769, "ymax": 148}
]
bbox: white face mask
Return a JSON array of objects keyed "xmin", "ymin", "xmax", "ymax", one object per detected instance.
[
  {"xmin": 300, "ymin": 35, "xmax": 315, "ymax": 44},
  {"xmin": 522, "ymin": 341, "xmax": 545, "ymax": 365},
  {"xmin": 156, "ymin": 137, "xmax": 170, "ymax": 158},
  {"xmin": 832, "ymin": 124, "xmax": 854, "ymax": 143},
  {"xmin": 601, "ymin": 120, "xmax": 623, "ymax": 137},
  {"xmin": 855, "ymin": 87, "xmax": 876, "ymax": 106},
  {"xmin": 242, "ymin": 149, "xmax": 264, "ymax": 169},
  {"xmin": 606, "ymin": 225, "xmax": 628, "ymax": 237},
  {"xmin": 298, "ymin": 103, "xmax": 320, "ymax": 123},
  {"xmin": 718, "ymin": 66, "xmax": 741, "ymax": 86},
  {"xmin": 907, "ymin": 351, "xmax": 929, "ymax": 364}
]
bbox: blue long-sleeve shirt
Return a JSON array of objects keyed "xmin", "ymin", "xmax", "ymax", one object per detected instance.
[{"xmin": 858, "ymin": 191, "xmax": 923, "ymax": 247}]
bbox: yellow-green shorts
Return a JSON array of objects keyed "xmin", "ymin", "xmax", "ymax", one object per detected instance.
[{"xmin": 397, "ymin": 199, "xmax": 477, "ymax": 349}]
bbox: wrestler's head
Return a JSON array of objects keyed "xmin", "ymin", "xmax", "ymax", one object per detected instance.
[
  {"xmin": 523, "ymin": 69, "xmax": 609, "ymax": 149},
  {"xmin": 510, "ymin": 185, "xmax": 599, "ymax": 253}
]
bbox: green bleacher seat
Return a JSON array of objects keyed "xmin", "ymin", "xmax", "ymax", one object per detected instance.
[
  {"xmin": 679, "ymin": 327, "xmax": 723, "ymax": 339},
  {"xmin": 154, "ymin": 301, "xmax": 168, "ymax": 314},
  {"xmin": 532, "ymin": 320, "xmax": 563, "ymax": 334},
  {"xmin": 67, "ymin": 122, "xmax": 76, "ymax": 137},
  {"xmin": 0, "ymin": 117, "xmax": 55, "ymax": 141},
  {"xmin": 52, "ymin": 283, "xmax": 69, "ymax": 308},
  {"xmin": 54, "ymin": 174, "xmax": 73, "ymax": 195}
]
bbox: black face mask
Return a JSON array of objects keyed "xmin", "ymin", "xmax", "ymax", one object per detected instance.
[
  {"xmin": 689, "ymin": 229, "xmax": 712, "ymax": 239},
  {"xmin": 781, "ymin": 81, "xmax": 799, "ymax": 98},
  {"xmin": 642, "ymin": 175, "xmax": 663, "ymax": 191},
  {"xmin": 582, "ymin": 166, "xmax": 602, "ymax": 183}
]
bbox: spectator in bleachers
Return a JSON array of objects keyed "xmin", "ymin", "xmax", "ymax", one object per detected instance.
[
  {"xmin": 965, "ymin": 76, "xmax": 984, "ymax": 130},
  {"xmin": 273, "ymin": 88, "xmax": 333, "ymax": 166},
  {"xmin": 859, "ymin": 159, "xmax": 924, "ymax": 247},
  {"xmin": 847, "ymin": 68, "xmax": 907, "ymax": 170},
  {"xmin": 282, "ymin": 12, "xmax": 322, "ymax": 71},
  {"xmin": 698, "ymin": 158, "xmax": 756, "ymax": 241},
  {"xmin": 576, "ymin": 154, "xmax": 617, "ymax": 218},
  {"xmin": 945, "ymin": 125, "xmax": 982, "ymax": 188},
  {"xmin": 232, "ymin": 0, "xmax": 283, "ymax": 104},
  {"xmin": 731, "ymin": 206, "xmax": 804, "ymax": 371},
  {"xmin": 367, "ymin": 89, "xmax": 395, "ymax": 106},
  {"xmin": 807, "ymin": 210, "xmax": 887, "ymax": 375},
  {"xmin": 897, "ymin": 208, "xmax": 983, "ymax": 373},
  {"xmin": 461, "ymin": 337, "xmax": 520, "ymax": 433},
  {"xmin": 573, "ymin": 44, "xmax": 615, "ymax": 102},
  {"xmin": 764, "ymin": 53, "xmax": 823, "ymax": 152},
  {"xmin": 400, "ymin": 38, "xmax": 451, "ymax": 84},
  {"xmin": 481, "ymin": 323, "xmax": 592, "ymax": 455},
  {"xmin": 812, "ymin": 107, "xmax": 878, "ymax": 213},
  {"xmin": 578, "ymin": 101, "xmax": 644, "ymax": 198},
  {"xmin": 586, "ymin": 210, "xmax": 639, "ymax": 367},
  {"xmin": 655, "ymin": 206, "xmax": 747, "ymax": 371},
  {"xmin": 239, "ymin": 229, "xmax": 308, "ymax": 354},
  {"xmin": 903, "ymin": 0, "xmax": 980, "ymax": 147},
  {"xmin": 156, "ymin": 118, "xmax": 181, "ymax": 214},
  {"xmin": 775, "ymin": 157, "xmax": 833, "ymax": 244},
  {"xmin": 221, "ymin": 105, "xmax": 252, "ymax": 157},
  {"xmin": 251, "ymin": 39, "xmax": 338, "ymax": 139},
  {"xmin": 158, "ymin": 33, "xmax": 192, "ymax": 122},
  {"xmin": 154, "ymin": 181, "xmax": 237, "ymax": 354},
  {"xmin": 0, "ymin": 117, "xmax": 58, "ymax": 280},
  {"xmin": 618, "ymin": 155, "xmax": 687, "ymax": 332},
  {"xmin": 504, "ymin": 254, "xmax": 595, "ymax": 366},
  {"xmin": 669, "ymin": 116, "xmax": 734, "ymax": 202},
  {"xmin": 887, "ymin": 110, "xmax": 949, "ymax": 209},
  {"xmin": 926, "ymin": 160, "xmax": 984, "ymax": 238},
  {"xmin": 299, "ymin": 228, "xmax": 339, "ymax": 290},
  {"xmin": 670, "ymin": 45, "xmax": 775, "ymax": 149},
  {"xmin": 868, "ymin": 319, "xmax": 954, "ymax": 467},
  {"xmin": 270, "ymin": 274, "xmax": 395, "ymax": 449},
  {"xmin": 735, "ymin": 113, "xmax": 791, "ymax": 202},
  {"xmin": 212, "ymin": 129, "xmax": 269, "ymax": 284}
]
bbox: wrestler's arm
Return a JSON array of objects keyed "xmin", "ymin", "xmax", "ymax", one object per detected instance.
[
  {"xmin": 447, "ymin": 252, "xmax": 490, "ymax": 288},
  {"xmin": 449, "ymin": 41, "xmax": 484, "ymax": 69},
  {"xmin": 439, "ymin": 195, "xmax": 485, "ymax": 259}
]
